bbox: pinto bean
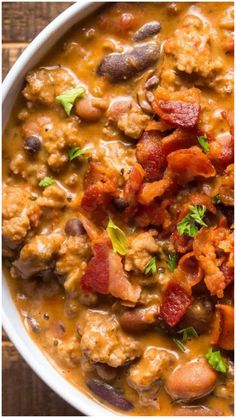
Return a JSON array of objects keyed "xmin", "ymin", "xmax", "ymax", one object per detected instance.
[
  {"xmin": 75, "ymin": 96, "xmax": 106, "ymax": 122},
  {"xmin": 64, "ymin": 219, "xmax": 86, "ymax": 236},
  {"xmin": 95, "ymin": 363, "xmax": 117, "ymax": 381},
  {"xmin": 97, "ymin": 43, "xmax": 160, "ymax": 82},
  {"xmin": 165, "ymin": 358, "xmax": 217, "ymax": 401},
  {"xmin": 133, "ymin": 21, "xmax": 161, "ymax": 41},
  {"xmin": 119, "ymin": 306, "xmax": 158, "ymax": 333},
  {"xmin": 24, "ymin": 135, "xmax": 41, "ymax": 153}
]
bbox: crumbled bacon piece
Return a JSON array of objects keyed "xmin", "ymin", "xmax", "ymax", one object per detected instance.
[
  {"xmin": 81, "ymin": 163, "xmax": 118, "ymax": 212},
  {"xmin": 135, "ymin": 199, "xmax": 173, "ymax": 229},
  {"xmin": 193, "ymin": 227, "xmax": 234, "ymax": 298},
  {"xmin": 152, "ymin": 87, "xmax": 201, "ymax": 129},
  {"xmin": 166, "ymin": 146, "xmax": 216, "ymax": 184},
  {"xmin": 211, "ymin": 304, "xmax": 234, "ymax": 350},
  {"xmin": 138, "ymin": 179, "xmax": 173, "ymax": 205},
  {"xmin": 208, "ymin": 111, "xmax": 234, "ymax": 172},
  {"xmin": 162, "ymin": 128, "xmax": 198, "ymax": 155},
  {"xmin": 170, "ymin": 229, "xmax": 193, "ymax": 253},
  {"xmin": 153, "ymin": 100, "xmax": 200, "ymax": 129},
  {"xmin": 124, "ymin": 163, "xmax": 145, "ymax": 205},
  {"xmin": 160, "ymin": 281, "xmax": 192, "ymax": 327},
  {"xmin": 136, "ymin": 131, "xmax": 166, "ymax": 181},
  {"xmin": 82, "ymin": 239, "xmax": 141, "ymax": 303}
]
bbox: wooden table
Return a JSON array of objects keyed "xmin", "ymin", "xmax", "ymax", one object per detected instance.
[{"xmin": 2, "ymin": 3, "xmax": 82, "ymax": 415}]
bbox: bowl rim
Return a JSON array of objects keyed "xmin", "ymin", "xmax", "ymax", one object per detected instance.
[{"xmin": 2, "ymin": 2, "xmax": 119, "ymax": 416}]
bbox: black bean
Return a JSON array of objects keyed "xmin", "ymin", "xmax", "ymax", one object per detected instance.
[
  {"xmin": 112, "ymin": 197, "xmax": 129, "ymax": 212},
  {"xmin": 87, "ymin": 379, "xmax": 133, "ymax": 411},
  {"xmin": 27, "ymin": 317, "xmax": 41, "ymax": 334},
  {"xmin": 133, "ymin": 21, "xmax": 161, "ymax": 42},
  {"xmin": 24, "ymin": 136, "xmax": 41, "ymax": 153},
  {"xmin": 97, "ymin": 43, "xmax": 160, "ymax": 82},
  {"xmin": 220, "ymin": 205, "xmax": 234, "ymax": 226},
  {"xmin": 64, "ymin": 219, "xmax": 86, "ymax": 236},
  {"xmin": 179, "ymin": 296, "xmax": 213, "ymax": 335},
  {"xmin": 145, "ymin": 74, "xmax": 159, "ymax": 90}
]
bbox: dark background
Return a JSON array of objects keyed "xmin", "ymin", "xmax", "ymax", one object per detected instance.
[{"xmin": 2, "ymin": 2, "xmax": 82, "ymax": 415}]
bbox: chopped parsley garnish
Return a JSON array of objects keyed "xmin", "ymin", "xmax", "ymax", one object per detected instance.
[
  {"xmin": 212, "ymin": 194, "xmax": 221, "ymax": 205},
  {"xmin": 56, "ymin": 86, "xmax": 85, "ymax": 115},
  {"xmin": 205, "ymin": 348, "xmax": 228, "ymax": 373},
  {"xmin": 172, "ymin": 338, "xmax": 186, "ymax": 352},
  {"xmin": 177, "ymin": 326, "xmax": 198, "ymax": 343},
  {"xmin": 197, "ymin": 135, "xmax": 209, "ymax": 153},
  {"xmin": 107, "ymin": 218, "xmax": 127, "ymax": 256},
  {"xmin": 167, "ymin": 253, "xmax": 178, "ymax": 272},
  {"xmin": 68, "ymin": 147, "xmax": 89, "ymax": 161},
  {"xmin": 144, "ymin": 257, "xmax": 157, "ymax": 275},
  {"xmin": 38, "ymin": 176, "xmax": 55, "ymax": 188},
  {"xmin": 177, "ymin": 205, "xmax": 207, "ymax": 237}
]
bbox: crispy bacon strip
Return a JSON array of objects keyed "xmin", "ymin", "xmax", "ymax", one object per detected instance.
[
  {"xmin": 162, "ymin": 127, "xmax": 198, "ymax": 155},
  {"xmin": 170, "ymin": 229, "xmax": 193, "ymax": 253},
  {"xmin": 208, "ymin": 111, "xmax": 234, "ymax": 172},
  {"xmin": 137, "ymin": 179, "xmax": 173, "ymax": 205},
  {"xmin": 82, "ymin": 239, "xmax": 141, "ymax": 303},
  {"xmin": 177, "ymin": 252, "xmax": 204, "ymax": 288},
  {"xmin": 166, "ymin": 146, "xmax": 216, "ymax": 184},
  {"xmin": 160, "ymin": 281, "xmax": 192, "ymax": 327},
  {"xmin": 136, "ymin": 130, "xmax": 167, "ymax": 181},
  {"xmin": 152, "ymin": 87, "xmax": 201, "ymax": 128},
  {"xmin": 81, "ymin": 163, "xmax": 118, "ymax": 212},
  {"xmin": 124, "ymin": 163, "xmax": 145, "ymax": 205},
  {"xmin": 211, "ymin": 304, "xmax": 234, "ymax": 350}
]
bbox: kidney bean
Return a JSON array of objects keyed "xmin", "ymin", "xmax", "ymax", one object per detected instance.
[
  {"xmin": 133, "ymin": 21, "xmax": 161, "ymax": 41},
  {"xmin": 87, "ymin": 379, "xmax": 133, "ymax": 411},
  {"xmin": 97, "ymin": 43, "xmax": 160, "ymax": 82}
]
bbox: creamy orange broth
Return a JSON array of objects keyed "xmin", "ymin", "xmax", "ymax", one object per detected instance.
[{"xmin": 3, "ymin": 2, "xmax": 234, "ymax": 416}]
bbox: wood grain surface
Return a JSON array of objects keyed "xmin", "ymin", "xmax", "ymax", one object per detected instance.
[{"xmin": 2, "ymin": 2, "xmax": 82, "ymax": 416}]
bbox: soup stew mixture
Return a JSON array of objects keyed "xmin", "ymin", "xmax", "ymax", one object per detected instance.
[{"xmin": 2, "ymin": 2, "xmax": 234, "ymax": 416}]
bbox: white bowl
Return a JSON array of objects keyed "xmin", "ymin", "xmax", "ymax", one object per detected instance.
[{"xmin": 2, "ymin": 2, "xmax": 117, "ymax": 416}]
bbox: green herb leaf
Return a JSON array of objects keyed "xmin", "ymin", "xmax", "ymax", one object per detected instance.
[
  {"xmin": 205, "ymin": 348, "xmax": 228, "ymax": 373},
  {"xmin": 167, "ymin": 253, "xmax": 178, "ymax": 272},
  {"xmin": 177, "ymin": 215, "xmax": 198, "ymax": 237},
  {"xmin": 38, "ymin": 176, "xmax": 55, "ymax": 188},
  {"xmin": 172, "ymin": 338, "xmax": 186, "ymax": 352},
  {"xmin": 68, "ymin": 147, "xmax": 89, "ymax": 161},
  {"xmin": 177, "ymin": 205, "xmax": 207, "ymax": 237},
  {"xmin": 144, "ymin": 257, "xmax": 157, "ymax": 275},
  {"xmin": 177, "ymin": 326, "xmax": 198, "ymax": 343},
  {"xmin": 197, "ymin": 135, "xmax": 209, "ymax": 153},
  {"xmin": 189, "ymin": 205, "xmax": 207, "ymax": 227},
  {"xmin": 56, "ymin": 86, "xmax": 85, "ymax": 115},
  {"xmin": 212, "ymin": 195, "xmax": 221, "ymax": 205},
  {"xmin": 107, "ymin": 218, "xmax": 127, "ymax": 256}
]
